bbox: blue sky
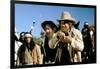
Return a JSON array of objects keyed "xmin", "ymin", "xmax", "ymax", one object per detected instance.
[{"xmin": 15, "ymin": 4, "xmax": 95, "ymax": 38}]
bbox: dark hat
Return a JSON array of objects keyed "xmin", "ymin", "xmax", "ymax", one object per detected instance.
[
  {"xmin": 84, "ymin": 21, "xmax": 89, "ymax": 26},
  {"xmin": 58, "ymin": 11, "xmax": 76, "ymax": 24},
  {"xmin": 41, "ymin": 21, "xmax": 58, "ymax": 32}
]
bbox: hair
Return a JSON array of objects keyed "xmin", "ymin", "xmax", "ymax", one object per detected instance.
[
  {"xmin": 17, "ymin": 38, "xmax": 35, "ymax": 64},
  {"xmin": 45, "ymin": 24, "xmax": 57, "ymax": 32},
  {"xmin": 68, "ymin": 22, "xmax": 74, "ymax": 29},
  {"xmin": 22, "ymin": 32, "xmax": 35, "ymax": 51}
]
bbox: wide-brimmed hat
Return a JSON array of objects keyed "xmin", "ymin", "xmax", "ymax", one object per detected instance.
[
  {"xmin": 41, "ymin": 21, "xmax": 58, "ymax": 32},
  {"xmin": 58, "ymin": 11, "xmax": 76, "ymax": 24}
]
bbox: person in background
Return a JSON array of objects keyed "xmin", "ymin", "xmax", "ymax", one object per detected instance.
[
  {"xmin": 14, "ymin": 28, "xmax": 22, "ymax": 65},
  {"xmin": 81, "ymin": 22, "xmax": 95, "ymax": 62},
  {"xmin": 41, "ymin": 21, "xmax": 58, "ymax": 64},
  {"xmin": 17, "ymin": 32, "xmax": 42, "ymax": 65},
  {"xmin": 40, "ymin": 30, "xmax": 46, "ymax": 64}
]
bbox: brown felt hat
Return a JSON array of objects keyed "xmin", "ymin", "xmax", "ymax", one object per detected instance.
[{"xmin": 58, "ymin": 11, "xmax": 76, "ymax": 24}]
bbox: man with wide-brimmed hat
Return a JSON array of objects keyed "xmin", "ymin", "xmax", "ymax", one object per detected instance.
[
  {"xmin": 41, "ymin": 20, "xmax": 58, "ymax": 64},
  {"xmin": 52, "ymin": 11, "xmax": 84, "ymax": 64}
]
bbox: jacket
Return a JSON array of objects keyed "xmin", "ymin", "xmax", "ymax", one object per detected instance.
[
  {"xmin": 17, "ymin": 43, "xmax": 42, "ymax": 65},
  {"xmin": 49, "ymin": 27, "xmax": 84, "ymax": 63}
]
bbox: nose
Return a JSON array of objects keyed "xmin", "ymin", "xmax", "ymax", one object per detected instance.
[
  {"xmin": 46, "ymin": 29, "xmax": 49, "ymax": 33},
  {"xmin": 45, "ymin": 29, "xmax": 50, "ymax": 35}
]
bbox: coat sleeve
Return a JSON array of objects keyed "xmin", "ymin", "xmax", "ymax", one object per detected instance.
[
  {"xmin": 36, "ymin": 44, "xmax": 42, "ymax": 64},
  {"xmin": 70, "ymin": 29, "xmax": 84, "ymax": 51}
]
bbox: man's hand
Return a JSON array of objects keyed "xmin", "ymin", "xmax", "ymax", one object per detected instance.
[{"xmin": 57, "ymin": 31, "xmax": 73, "ymax": 43}]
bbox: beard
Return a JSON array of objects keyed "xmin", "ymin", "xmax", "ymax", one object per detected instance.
[{"xmin": 61, "ymin": 28, "xmax": 68, "ymax": 33}]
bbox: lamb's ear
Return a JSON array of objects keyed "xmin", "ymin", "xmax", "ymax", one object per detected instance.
[
  {"xmin": 74, "ymin": 21, "xmax": 80, "ymax": 29},
  {"xmin": 77, "ymin": 21, "xmax": 80, "ymax": 26}
]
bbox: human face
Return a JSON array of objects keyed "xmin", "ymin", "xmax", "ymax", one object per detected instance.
[
  {"xmin": 44, "ymin": 25, "xmax": 53, "ymax": 37},
  {"xmin": 24, "ymin": 37, "xmax": 31, "ymax": 43},
  {"xmin": 60, "ymin": 21, "xmax": 70, "ymax": 32}
]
